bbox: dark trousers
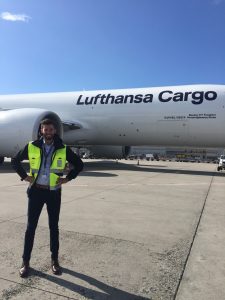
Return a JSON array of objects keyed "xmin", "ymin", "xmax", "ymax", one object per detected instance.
[{"xmin": 22, "ymin": 186, "xmax": 61, "ymax": 262}]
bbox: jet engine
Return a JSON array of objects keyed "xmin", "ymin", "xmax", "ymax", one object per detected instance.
[
  {"xmin": 88, "ymin": 145, "xmax": 131, "ymax": 159},
  {"xmin": 0, "ymin": 108, "xmax": 62, "ymax": 157}
]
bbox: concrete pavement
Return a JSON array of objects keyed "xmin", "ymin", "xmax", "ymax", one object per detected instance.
[{"xmin": 0, "ymin": 159, "xmax": 224, "ymax": 299}]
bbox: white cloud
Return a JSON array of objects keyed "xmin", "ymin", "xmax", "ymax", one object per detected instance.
[{"xmin": 0, "ymin": 12, "xmax": 31, "ymax": 22}]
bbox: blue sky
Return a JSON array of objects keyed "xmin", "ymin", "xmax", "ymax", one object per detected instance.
[{"xmin": 0, "ymin": 0, "xmax": 225, "ymax": 94}]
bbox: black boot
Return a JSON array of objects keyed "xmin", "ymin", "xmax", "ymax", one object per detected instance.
[
  {"xmin": 19, "ymin": 261, "xmax": 30, "ymax": 278},
  {"xmin": 51, "ymin": 259, "xmax": 62, "ymax": 275}
]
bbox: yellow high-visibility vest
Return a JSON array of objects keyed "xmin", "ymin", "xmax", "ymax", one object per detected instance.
[{"xmin": 28, "ymin": 142, "xmax": 67, "ymax": 190}]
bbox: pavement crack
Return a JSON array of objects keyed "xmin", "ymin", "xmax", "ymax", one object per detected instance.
[
  {"xmin": 173, "ymin": 175, "xmax": 215, "ymax": 300},
  {"xmin": 0, "ymin": 276, "xmax": 79, "ymax": 300},
  {"xmin": 5, "ymin": 218, "xmax": 148, "ymax": 248},
  {"xmin": 0, "ymin": 215, "xmax": 26, "ymax": 224}
]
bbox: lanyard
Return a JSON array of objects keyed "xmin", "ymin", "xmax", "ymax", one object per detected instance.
[{"xmin": 43, "ymin": 144, "xmax": 53, "ymax": 169}]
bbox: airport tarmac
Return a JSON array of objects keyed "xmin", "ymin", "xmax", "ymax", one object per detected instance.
[{"xmin": 0, "ymin": 159, "xmax": 225, "ymax": 300}]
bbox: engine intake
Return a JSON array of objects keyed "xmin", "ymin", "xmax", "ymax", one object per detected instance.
[{"xmin": 0, "ymin": 108, "xmax": 62, "ymax": 157}]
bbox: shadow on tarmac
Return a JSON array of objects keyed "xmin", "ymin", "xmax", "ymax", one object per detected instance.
[
  {"xmin": 0, "ymin": 162, "xmax": 117, "ymax": 177},
  {"xmin": 0, "ymin": 160, "xmax": 224, "ymax": 177},
  {"xmin": 82, "ymin": 161, "xmax": 223, "ymax": 177},
  {"xmin": 80, "ymin": 161, "xmax": 222, "ymax": 177},
  {"xmin": 31, "ymin": 268, "xmax": 149, "ymax": 300}
]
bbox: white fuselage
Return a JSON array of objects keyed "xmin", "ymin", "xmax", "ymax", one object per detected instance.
[{"xmin": 0, "ymin": 84, "xmax": 225, "ymax": 147}]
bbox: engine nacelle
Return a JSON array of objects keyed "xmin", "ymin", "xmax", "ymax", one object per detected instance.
[
  {"xmin": 88, "ymin": 145, "xmax": 131, "ymax": 159},
  {"xmin": 0, "ymin": 108, "xmax": 62, "ymax": 157}
]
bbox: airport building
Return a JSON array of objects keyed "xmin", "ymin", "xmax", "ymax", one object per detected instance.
[{"xmin": 130, "ymin": 146, "xmax": 224, "ymax": 161}]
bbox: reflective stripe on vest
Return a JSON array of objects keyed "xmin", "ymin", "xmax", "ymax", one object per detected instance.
[{"xmin": 28, "ymin": 142, "xmax": 67, "ymax": 189}]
